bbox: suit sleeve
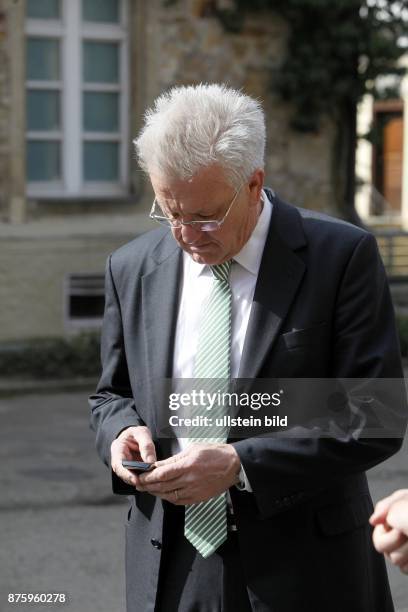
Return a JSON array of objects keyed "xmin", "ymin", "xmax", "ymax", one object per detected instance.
[
  {"xmin": 232, "ymin": 232, "xmax": 407, "ymax": 518},
  {"xmin": 89, "ymin": 255, "xmax": 145, "ymax": 469}
]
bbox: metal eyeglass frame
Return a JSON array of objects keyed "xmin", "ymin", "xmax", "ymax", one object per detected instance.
[{"xmin": 149, "ymin": 182, "xmax": 245, "ymax": 232}]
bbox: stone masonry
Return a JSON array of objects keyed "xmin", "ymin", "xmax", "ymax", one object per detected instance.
[
  {"xmin": 0, "ymin": 0, "xmax": 337, "ymax": 342},
  {"xmin": 142, "ymin": 0, "xmax": 336, "ymax": 212},
  {"xmin": 0, "ymin": 0, "xmax": 9, "ymax": 221}
]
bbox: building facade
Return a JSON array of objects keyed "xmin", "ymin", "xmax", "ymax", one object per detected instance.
[
  {"xmin": 355, "ymin": 59, "xmax": 407, "ymax": 229},
  {"xmin": 0, "ymin": 0, "xmax": 337, "ymax": 343}
]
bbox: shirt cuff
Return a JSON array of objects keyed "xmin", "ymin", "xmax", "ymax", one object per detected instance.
[{"xmin": 235, "ymin": 463, "xmax": 253, "ymax": 492}]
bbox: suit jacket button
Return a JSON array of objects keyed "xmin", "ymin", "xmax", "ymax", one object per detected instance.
[{"xmin": 151, "ymin": 539, "xmax": 162, "ymax": 550}]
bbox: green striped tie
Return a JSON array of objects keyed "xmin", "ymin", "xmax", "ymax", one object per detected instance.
[{"xmin": 184, "ymin": 260, "xmax": 232, "ymax": 558}]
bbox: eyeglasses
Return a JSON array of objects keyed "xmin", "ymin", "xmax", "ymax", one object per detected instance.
[{"xmin": 149, "ymin": 183, "xmax": 244, "ymax": 232}]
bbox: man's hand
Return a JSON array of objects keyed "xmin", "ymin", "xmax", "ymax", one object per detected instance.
[
  {"xmin": 138, "ymin": 443, "xmax": 241, "ymax": 505},
  {"xmin": 110, "ymin": 426, "xmax": 157, "ymax": 488},
  {"xmin": 370, "ymin": 489, "xmax": 408, "ymax": 575}
]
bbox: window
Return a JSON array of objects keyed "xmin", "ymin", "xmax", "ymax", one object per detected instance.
[
  {"xmin": 26, "ymin": 0, "xmax": 129, "ymax": 199},
  {"xmin": 65, "ymin": 274, "xmax": 105, "ymax": 327}
]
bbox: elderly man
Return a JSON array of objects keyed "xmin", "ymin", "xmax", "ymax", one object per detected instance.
[{"xmin": 89, "ymin": 84, "xmax": 405, "ymax": 611}]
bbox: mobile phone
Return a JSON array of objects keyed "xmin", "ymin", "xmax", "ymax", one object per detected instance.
[{"xmin": 122, "ymin": 460, "xmax": 155, "ymax": 473}]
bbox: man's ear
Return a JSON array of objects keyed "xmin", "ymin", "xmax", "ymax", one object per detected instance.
[{"xmin": 248, "ymin": 169, "xmax": 265, "ymax": 207}]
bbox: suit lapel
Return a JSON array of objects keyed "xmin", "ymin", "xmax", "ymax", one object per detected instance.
[
  {"xmin": 141, "ymin": 235, "xmax": 182, "ymax": 439},
  {"xmin": 238, "ymin": 198, "xmax": 307, "ymax": 381}
]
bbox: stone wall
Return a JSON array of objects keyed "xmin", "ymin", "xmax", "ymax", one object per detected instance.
[
  {"xmin": 0, "ymin": 0, "xmax": 9, "ymax": 221},
  {"xmin": 140, "ymin": 0, "xmax": 336, "ymax": 212},
  {"xmin": 0, "ymin": 0, "xmax": 338, "ymax": 219},
  {"xmin": 0, "ymin": 0, "xmax": 25, "ymax": 224},
  {"xmin": 0, "ymin": 232, "xmax": 136, "ymax": 342}
]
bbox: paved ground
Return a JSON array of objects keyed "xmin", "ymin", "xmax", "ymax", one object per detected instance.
[
  {"xmin": 0, "ymin": 389, "xmax": 407, "ymax": 612},
  {"xmin": 0, "ymin": 390, "xmax": 127, "ymax": 612}
]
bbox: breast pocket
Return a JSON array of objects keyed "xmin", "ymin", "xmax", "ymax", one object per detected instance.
[
  {"xmin": 265, "ymin": 322, "xmax": 330, "ymax": 377},
  {"xmin": 281, "ymin": 322, "xmax": 328, "ymax": 350}
]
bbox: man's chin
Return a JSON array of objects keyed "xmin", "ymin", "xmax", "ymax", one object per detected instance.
[
  {"xmin": 189, "ymin": 249, "xmax": 221, "ymax": 265},
  {"xmin": 190, "ymin": 252, "xmax": 212, "ymax": 264}
]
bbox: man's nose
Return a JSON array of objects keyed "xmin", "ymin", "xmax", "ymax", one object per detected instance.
[{"xmin": 179, "ymin": 222, "xmax": 202, "ymax": 244}]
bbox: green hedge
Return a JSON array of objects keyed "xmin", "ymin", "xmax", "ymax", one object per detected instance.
[
  {"xmin": 0, "ymin": 333, "xmax": 101, "ymax": 380},
  {"xmin": 1, "ymin": 320, "xmax": 408, "ymax": 380}
]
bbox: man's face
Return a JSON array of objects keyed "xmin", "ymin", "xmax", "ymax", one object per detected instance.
[{"xmin": 150, "ymin": 165, "xmax": 264, "ymax": 265}]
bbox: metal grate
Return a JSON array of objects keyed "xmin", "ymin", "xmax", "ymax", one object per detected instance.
[
  {"xmin": 65, "ymin": 273, "xmax": 105, "ymax": 327},
  {"xmin": 375, "ymin": 231, "xmax": 408, "ymax": 282}
]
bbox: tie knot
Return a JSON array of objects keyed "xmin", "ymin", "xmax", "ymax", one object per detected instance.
[{"xmin": 210, "ymin": 260, "xmax": 232, "ymax": 282}]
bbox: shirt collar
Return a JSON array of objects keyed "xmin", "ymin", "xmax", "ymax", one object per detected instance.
[
  {"xmin": 183, "ymin": 188, "xmax": 273, "ymax": 278},
  {"xmin": 233, "ymin": 189, "xmax": 272, "ymax": 275}
]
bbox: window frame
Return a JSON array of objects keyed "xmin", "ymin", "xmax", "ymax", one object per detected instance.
[{"xmin": 26, "ymin": 0, "xmax": 130, "ymax": 199}]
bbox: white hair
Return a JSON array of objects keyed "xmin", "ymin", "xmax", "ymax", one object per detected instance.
[{"xmin": 134, "ymin": 83, "xmax": 266, "ymax": 188}]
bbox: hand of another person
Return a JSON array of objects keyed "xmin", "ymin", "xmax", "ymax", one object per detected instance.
[
  {"xmin": 137, "ymin": 443, "xmax": 241, "ymax": 505},
  {"xmin": 370, "ymin": 489, "xmax": 408, "ymax": 575},
  {"xmin": 110, "ymin": 426, "xmax": 157, "ymax": 488}
]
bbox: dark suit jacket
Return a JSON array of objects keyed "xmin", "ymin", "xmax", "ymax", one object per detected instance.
[{"xmin": 89, "ymin": 191, "xmax": 406, "ymax": 612}]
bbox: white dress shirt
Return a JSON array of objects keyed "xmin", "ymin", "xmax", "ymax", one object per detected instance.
[{"xmin": 171, "ymin": 190, "xmax": 273, "ymax": 490}]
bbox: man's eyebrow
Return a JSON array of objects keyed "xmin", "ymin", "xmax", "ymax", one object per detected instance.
[
  {"xmin": 159, "ymin": 201, "xmax": 224, "ymax": 217},
  {"xmin": 194, "ymin": 208, "xmax": 221, "ymax": 217}
]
